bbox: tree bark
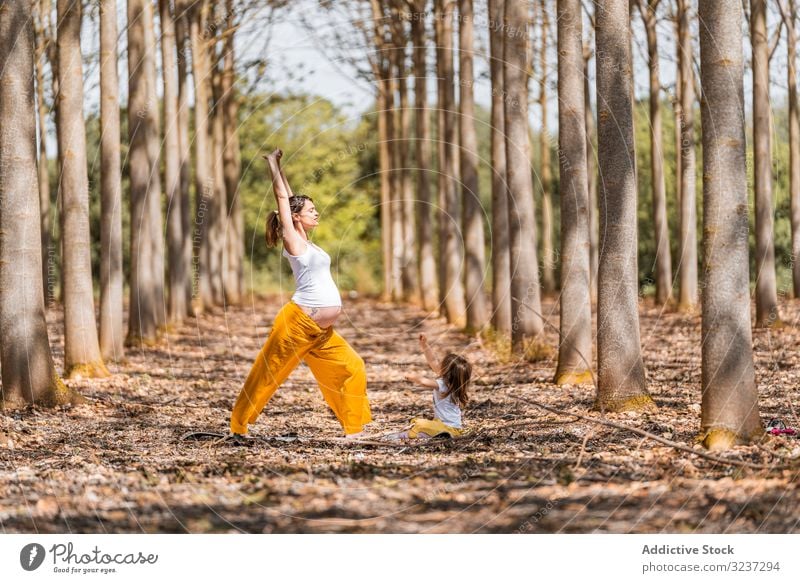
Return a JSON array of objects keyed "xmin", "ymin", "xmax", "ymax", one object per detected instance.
[
  {"xmin": 677, "ymin": 0, "xmax": 698, "ymax": 312},
  {"xmin": 459, "ymin": 0, "xmax": 488, "ymax": 330},
  {"xmin": 33, "ymin": 1, "xmax": 53, "ymax": 309},
  {"xmin": 190, "ymin": 0, "xmax": 213, "ymax": 312},
  {"xmin": 640, "ymin": 0, "xmax": 673, "ymax": 305},
  {"xmin": 127, "ymin": 0, "xmax": 161, "ymax": 346},
  {"xmin": 0, "ymin": 0, "xmax": 81, "ymax": 408},
  {"xmin": 538, "ymin": 4, "xmax": 555, "ymax": 295},
  {"xmin": 390, "ymin": 7, "xmax": 419, "ymax": 303},
  {"xmin": 584, "ymin": 43, "xmax": 599, "ymax": 303},
  {"xmin": 100, "ymin": 0, "xmax": 124, "ymax": 361},
  {"xmin": 555, "ymin": 0, "xmax": 593, "ymax": 385},
  {"xmin": 594, "ymin": 0, "xmax": 651, "ymax": 411},
  {"xmin": 144, "ymin": 0, "xmax": 166, "ymax": 328},
  {"xmin": 698, "ymin": 0, "xmax": 762, "ymax": 450},
  {"xmin": 782, "ymin": 0, "xmax": 800, "ymax": 298},
  {"xmin": 750, "ymin": 0, "xmax": 780, "ymax": 327},
  {"xmin": 436, "ymin": 0, "xmax": 466, "ymax": 326},
  {"xmin": 504, "ymin": 0, "xmax": 544, "ymax": 352},
  {"xmin": 222, "ymin": 0, "xmax": 244, "ymax": 306},
  {"xmin": 411, "ymin": 3, "xmax": 438, "ymax": 311},
  {"xmin": 175, "ymin": 0, "xmax": 194, "ymax": 316},
  {"xmin": 489, "ymin": 0, "xmax": 511, "ymax": 334},
  {"xmin": 209, "ymin": 39, "xmax": 227, "ymax": 307},
  {"xmin": 370, "ymin": 0, "xmax": 394, "ymax": 301},
  {"xmin": 160, "ymin": 0, "xmax": 187, "ymax": 323},
  {"xmin": 57, "ymin": 0, "xmax": 109, "ymax": 378}
]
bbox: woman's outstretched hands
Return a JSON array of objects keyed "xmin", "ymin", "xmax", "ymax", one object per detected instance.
[{"xmin": 262, "ymin": 148, "xmax": 283, "ymax": 165}]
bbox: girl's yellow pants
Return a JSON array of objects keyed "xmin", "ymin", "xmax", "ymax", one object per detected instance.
[{"xmin": 230, "ymin": 302, "xmax": 371, "ymax": 435}]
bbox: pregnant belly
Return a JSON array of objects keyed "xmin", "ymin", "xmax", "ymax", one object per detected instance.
[{"xmin": 299, "ymin": 305, "xmax": 342, "ymax": 329}]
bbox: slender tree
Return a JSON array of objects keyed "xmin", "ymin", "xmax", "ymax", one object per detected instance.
[
  {"xmin": 161, "ymin": 0, "xmax": 187, "ymax": 323},
  {"xmin": 33, "ymin": 1, "xmax": 53, "ymax": 308},
  {"xmin": 638, "ymin": 0, "xmax": 673, "ymax": 305},
  {"xmin": 459, "ymin": 0, "xmax": 488, "ymax": 330},
  {"xmin": 222, "ymin": 0, "xmax": 244, "ymax": 306},
  {"xmin": 489, "ymin": 0, "xmax": 511, "ymax": 333},
  {"xmin": 190, "ymin": 0, "xmax": 214, "ymax": 311},
  {"xmin": 555, "ymin": 0, "xmax": 593, "ymax": 385},
  {"xmin": 676, "ymin": 0, "xmax": 697, "ymax": 311},
  {"xmin": 175, "ymin": 0, "xmax": 194, "ymax": 314},
  {"xmin": 504, "ymin": 0, "xmax": 544, "ymax": 352},
  {"xmin": 143, "ymin": 0, "xmax": 166, "ymax": 328},
  {"xmin": 436, "ymin": 0, "xmax": 466, "ymax": 326},
  {"xmin": 100, "ymin": 0, "xmax": 124, "ymax": 361},
  {"xmin": 583, "ymin": 41, "xmax": 599, "ymax": 302},
  {"xmin": 750, "ymin": 0, "xmax": 780, "ymax": 326},
  {"xmin": 411, "ymin": 0, "xmax": 438, "ymax": 311},
  {"xmin": 127, "ymin": 0, "xmax": 162, "ymax": 345},
  {"xmin": 778, "ymin": 0, "xmax": 800, "ymax": 298},
  {"xmin": 390, "ymin": 6, "xmax": 418, "ymax": 302},
  {"xmin": 0, "ymin": 0, "xmax": 81, "ymax": 408},
  {"xmin": 209, "ymin": 37, "xmax": 228, "ymax": 307},
  {"xmin": 57, "ymin": 0, "xmax": 109, "ymax": 377},
  {"xmin": 538, "ymin": 3, "xmax": 556, "ymax": 295},
  {"xmin": 594, "ymin": 0, "xmax": 652, "ymax": 411},
  {"xmin": 370, "ymin": 0, "xmax": 394, "ymax": 301},
  {"xmin": 698, "ymin": 0, "xmax": 762, "ymax": 450}
]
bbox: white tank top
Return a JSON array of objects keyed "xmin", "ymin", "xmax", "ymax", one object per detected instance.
[{"xmin": 282, "ymin": 242, "xmax": 342, "ymax": 308}]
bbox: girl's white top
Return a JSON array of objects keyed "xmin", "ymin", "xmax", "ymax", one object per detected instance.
[
  {"xmin": 282, "ymin": 242, "xmax": 342, "ymax": 308},
  {"xmin": 433, "ymin": 378, "xmax": 462, "ymax": 428}
]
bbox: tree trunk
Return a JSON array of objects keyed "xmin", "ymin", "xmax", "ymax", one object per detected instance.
[
  {"xmin": 222, "ymin": 0, "xmax": 244, "ymax": 306},
  {"xmin": 143, "ymin": 0, "xmax": 166, "ymax": 328},
  {"xmin": 489, "ymin": 0, "xmax": 511, "ymax": 334},
  {"xmin": 33, "ymin": 1, "xmax": 53, "ymax": 310},
  {"xmin": 390, "ymin": 9, "xmax": 419, "ymax": 303},
  {"xmin": 459, "ymin": 0, "xmax": 488, "ymax": 331},
  {"xmin": 0, "ymin": 0, "xmax": 81, "ymax": 408},
  {"xmin": 209, "ymin": 43, "xmax": 227, "ymax": 307},
  {"xmin": 750, "ymin": 0, "xmax": 780, "ymax": 327},
  {"xmin": 127, "ymin": 0, "xmax": 161, "ymax": 346},
  {"xmin": 677, "ymin": 0, "xmax": 698, "ymax": 312},
  {"xmin": 370, "ymin": 0, "xmax": 393, "ymax": 301},
  {"xmin": 437, "ymin": 0, "xmax": 466, "ymax": 326},
  {"xmin": 784, "ymin": 0, "xmax": 800, "ymax": 298},
  {"xmin": 160, "ymin": 0, "xmax": 187, "ymax": 323},
  {"xmin": 411, "ymin": 4, "xmax": 438, "ymax": 311},
  {"xmin": 594, "ymin": 0, "xmax": 651, "ymax": 411},
  {"xmin": 57, "ymin": 0, "xmax": 109, "ymax": 378},
  {"xmin": 539, "ymin": 4, "xmax": 555, "ymax": 295},
  {"xmin": 504, "ymin": 0, "xmax": 544, "ymax": 352},
  {"xmin": 190, "ymin": 0, "xmax": 213, "ymax": 312},
  {"xmin": 100, "ymin": 0, "xmax": 124, "ymax": 362},
  {"xmin": 698, "ymin": 0, "xmax": 762, "ymax": 450},
  {"xmin": 641, "ymin": 0, "xmax": 673, "ymax": 305},
  {"xmin": 555, "ymin": 0, "xmax": 593, "ymax": 385},
  {"xmin": 175, "ymin": 0, "xmax": 194, "ymax": 316},
  {"xmin": 389, "ymin": 69, "xmax": 404, "ymax": 301},
  {"xmin": 584, "ymin": 44, "xmax": 599, "ymax": 303}
]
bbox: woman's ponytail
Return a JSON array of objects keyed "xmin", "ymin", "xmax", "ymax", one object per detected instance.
[{"xmin": 264, "ymin": 195, "xmax": 314, "ymax": 248}]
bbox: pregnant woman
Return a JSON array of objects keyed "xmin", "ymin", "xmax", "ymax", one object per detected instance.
[{"xmin": 230, "ymin": 149, "xmax": 371, "ymax": 439}]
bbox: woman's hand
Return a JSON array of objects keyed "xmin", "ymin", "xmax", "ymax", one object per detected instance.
[{"xmin": 262, "ymin": 148, "xmax": 283, "ymax": 167}]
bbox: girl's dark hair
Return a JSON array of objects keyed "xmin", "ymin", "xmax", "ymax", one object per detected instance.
[
  {"xmin": 440, "ymin": 353, "xmax": 471, "ymax": 408},
  {"xmin": 265, "ymin": 195, "xmax": 313, "ymax": 248}
]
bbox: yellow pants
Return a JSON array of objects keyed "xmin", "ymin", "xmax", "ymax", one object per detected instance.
[
  {"xmin": 408, "ymin": 418, "xmax": 463, "ymax": 438},
  {"xmin": 230, "ymin": 301, "xmax": 371, "ymax": 435}
]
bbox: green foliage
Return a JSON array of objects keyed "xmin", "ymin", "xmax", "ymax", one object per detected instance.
[{"xmin": 238, "ymin": 93, "xmax": 381, "ymax": 295}]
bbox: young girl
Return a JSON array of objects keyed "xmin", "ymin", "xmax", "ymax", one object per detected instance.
[{"xmin": 396, "ymin": 334, "xmax": 472, "ymax": 439}]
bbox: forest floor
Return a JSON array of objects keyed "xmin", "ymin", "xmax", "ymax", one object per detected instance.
[{"xmin": 1, "ymin": 293, "xmax": 799, "ymax": 534}]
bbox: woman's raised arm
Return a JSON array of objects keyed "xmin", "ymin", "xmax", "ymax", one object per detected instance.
[{"xmin": 263, "ymin": 149, "xmax": 306, "ymax": 255}]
